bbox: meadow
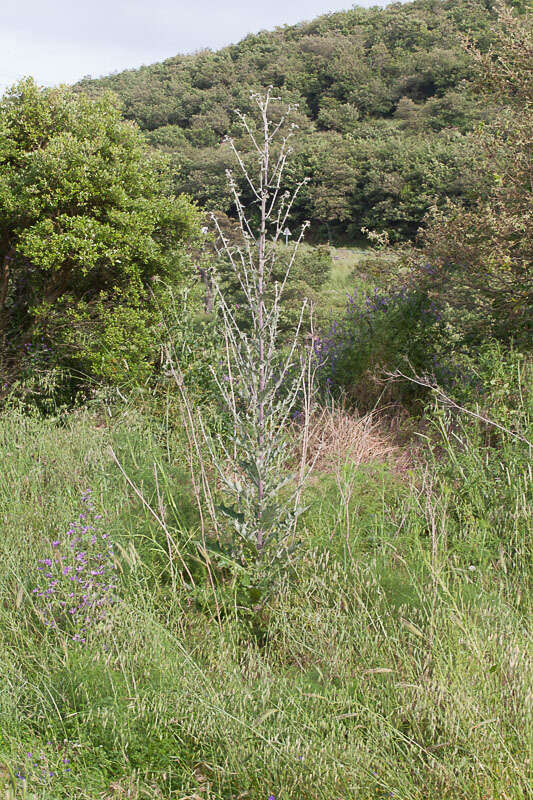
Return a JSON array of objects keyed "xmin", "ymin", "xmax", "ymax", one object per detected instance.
[{"xmin": 1, "ymin": 349, "xmax": 531, "ymax": 799}]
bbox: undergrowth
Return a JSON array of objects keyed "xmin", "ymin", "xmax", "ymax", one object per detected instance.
[{"xmin": 0, "ymin": 375, "xmax": 530, "ymax": 798}]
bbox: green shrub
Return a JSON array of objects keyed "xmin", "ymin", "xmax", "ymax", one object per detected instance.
[
  {"xmin": 315, "ymin": 284, "xmax": 445, "ymax": 408},
  {"xmin": 0, "ymin": 78, "xmax": 200, "ymax": 404}
]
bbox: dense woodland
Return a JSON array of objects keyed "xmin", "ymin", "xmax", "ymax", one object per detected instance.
[
  {"xmin": 79, "ymin": 0, "xmax": 509, "ymax": 240},
  {"xmin": 0, "ymin": 2, "xmax": 532, "ymax": 798}
]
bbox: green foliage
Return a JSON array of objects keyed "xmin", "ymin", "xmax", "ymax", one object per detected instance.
[
  {"xmin": 0, "ymin": 385, "xmax": 530, "ymax": 798},
  {"xmin": 417, "ymin": 3, "xmax": 533, "ymax": 346},
  {"xmin": 159, "ymin": 283, "xmax": 223, "ymax": 410},
  {"xmin": 425, "ymin": 346, "xmax": 532, "ymax": 569},
  {"xmin": 349, "ymin": 125, "xmax": 481, "ymax": 241},
  {"xmin": 0, "ymin": 78, "xmax": 200, "ymax": 400},
  {"xmin": 78, "ymin": 0, "xmax": 501, "ymax": 241},
  {"xmin": 61, "ymin": 291, "xmax": 161, "ymax": 386},
  {"xmin": 315, "ymin": 285, "xmax": 445, "ymax": 409},
  {"xmin": 217, "ymin": 241, "xmax": 332, "ymax": 336},
  {"xmin": 279, "ymin": 120, "xmax": 483, "ymax": 241}
]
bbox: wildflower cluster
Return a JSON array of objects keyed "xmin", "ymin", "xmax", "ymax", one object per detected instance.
[
  {"xmin": 13, "ymin": 750, "xmax": 72, "ymax": 787},
  {"xmin": 32, "ymin": 490, "xmax": 117, "ymax": 643},
  {"xmin": 313, "ymin": 284, "xmax": 443, "ymax": 396},
  {"xmin": 21, "ymin": 338, "xmax": 52, "ymax": 359}
]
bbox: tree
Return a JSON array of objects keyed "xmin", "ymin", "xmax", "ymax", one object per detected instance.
[
  {"xmin": 305, "ymin": 132, "xmax": 356, "ymax": 239},
  {"xmin": 0, "ymin": 79, "xmax": 199, "ymax": 394},
  {"xmin": 418, "ymin": 3, "xmax": 533, "ymax": 345}
]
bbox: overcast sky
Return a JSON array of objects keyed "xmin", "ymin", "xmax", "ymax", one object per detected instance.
[{"xmin": 1, "ymin": 1, "xmax": 389, "ymax": 93}]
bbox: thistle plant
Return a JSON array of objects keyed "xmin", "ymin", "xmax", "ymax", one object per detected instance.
[{"xmin": 172, "ymin": 90, "xmax": 317, "ymax": 569}]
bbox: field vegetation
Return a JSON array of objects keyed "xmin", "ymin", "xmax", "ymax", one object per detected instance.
[{"xmin": 0, "ymin": 2, "xmax": 531, "ymax": 798}]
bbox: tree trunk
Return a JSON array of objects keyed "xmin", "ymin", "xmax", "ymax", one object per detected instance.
[
  {"xmin": 0, "ymin": 249, "xmax": 14, "ymax": 336},
  {"xmin": 198, "ymin": 266, "xmax": 214, "ymax": 314}
]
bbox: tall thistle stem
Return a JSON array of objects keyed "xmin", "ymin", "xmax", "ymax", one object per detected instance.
[
  {"xmin": 255, "ymin": 95, "xmax": 272, "ymax": 551},
  {"xmin": 174, "ymin": 89, "xmax": 318, "ymax": 566}
]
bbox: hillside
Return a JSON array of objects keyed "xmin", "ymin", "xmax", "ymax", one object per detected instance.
[{"xmin": 78, "ymin": 0, "xmax": 499, "ymax": 241}]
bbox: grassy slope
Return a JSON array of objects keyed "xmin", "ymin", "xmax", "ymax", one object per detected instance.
[
  {"xmin": 318, "ymin": 246, "xmax": 402, "ymax": 331},
  {"xmin": 0, "ymin": 399, "xmax": 530, "ymax": 799},
  {"xmin": 322, "ymin": 248, "xmax": 368, "ymax": 306}
]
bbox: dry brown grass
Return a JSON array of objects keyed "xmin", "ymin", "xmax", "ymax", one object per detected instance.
[{"xmin": 296, "ymin": 403, "xmax": 413, "ymax": 476}]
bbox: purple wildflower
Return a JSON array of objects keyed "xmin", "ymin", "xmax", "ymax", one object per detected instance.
[{"xmin": 32, "ymin": 492, "xmax": 117, "ymax": 643}]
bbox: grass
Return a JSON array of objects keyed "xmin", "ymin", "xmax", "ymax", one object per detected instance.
[
  {"xmin": 0, "ymin": 396, "xmax": 531, "ymax": 799},
  {"xmin": 321, "ymin": 247, "xmax": 401, "ymax": 317}
]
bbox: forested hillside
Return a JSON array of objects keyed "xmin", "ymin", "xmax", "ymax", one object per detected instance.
[{"xmin": 78, "ymin": 0, "xmax": 502, "ymax": 240}]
